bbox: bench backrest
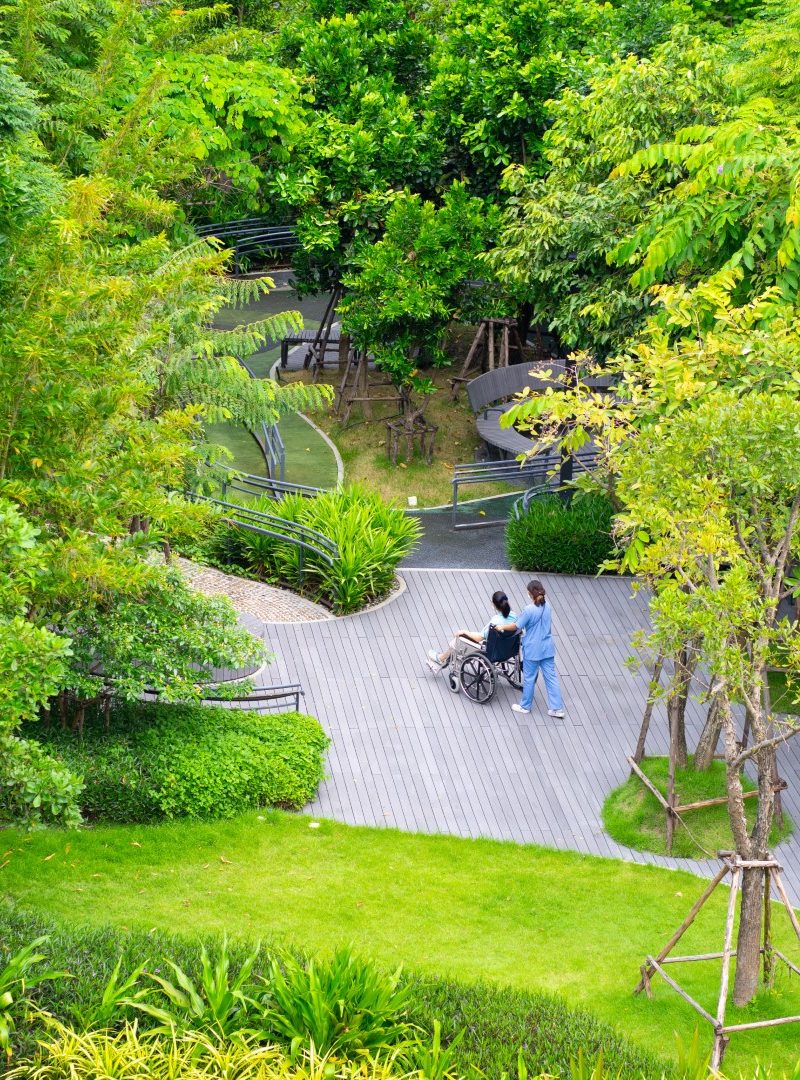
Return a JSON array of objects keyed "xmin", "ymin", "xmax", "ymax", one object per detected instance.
[
  {"xmin": 466, "ymin": 363, "xmax": 566, "ymax": 415},
  {"xmin": 466, "ymin": 362, "xmax": 615, "ymax": 414}
]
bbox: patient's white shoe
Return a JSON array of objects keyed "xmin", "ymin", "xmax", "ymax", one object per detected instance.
[{"xmin": 426, "ymin": 651, "xmax": 443, "ymax": 674}]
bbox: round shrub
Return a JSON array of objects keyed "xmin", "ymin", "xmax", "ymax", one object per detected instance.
[
  {"xmin": 27, "ymin": 702, "xmax": 329, "ymax": 824},
  {"xmin": 505, "ymin": 494, "xmax": 615, "ymax": 575}
]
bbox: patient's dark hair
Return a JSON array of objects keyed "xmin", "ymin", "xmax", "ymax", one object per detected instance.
[
  {"xmin": 491, "ymin": 590, "xmax": 511, "ymax": 618},
  {"xmin": 527, "ymin": 580, "xmax": 546, "ymax": 606}
]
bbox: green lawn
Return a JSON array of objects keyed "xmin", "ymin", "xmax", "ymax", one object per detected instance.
[
  {"xmin": 603, "ymin": 757, "xmax": 793, "ymax": 859},
  {"xmin": 769, "ymin": 670, "xmax": 800, "ymax": 717},
  {"xmin": 2, "ymin": 812, "xmax": 800, "ymax": 1078}
]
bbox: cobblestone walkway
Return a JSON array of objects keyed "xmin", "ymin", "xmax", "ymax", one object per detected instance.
[{"xmin": 176, "ymin": 557, "xmax": 332, "ymax": 623}]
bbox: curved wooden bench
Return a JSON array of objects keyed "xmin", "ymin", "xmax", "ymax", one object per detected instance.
[
  {"xmin": 467, "ymin": 362, "xmax": 614, "ymax": 459},
  {"xmin": 466, "ymin": 362, "xmax": 566, "ymax": 417}
]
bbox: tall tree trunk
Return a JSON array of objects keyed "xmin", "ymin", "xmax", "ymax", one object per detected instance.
[
  {"xmin": 666, "ymin": 641, "xmax": 698, "ymax": 767},
  {"xmin": 694, "ymin": 694, "xmax": 723, "ymax": 771},
  {"xmin": 729, "ymin": 671, "xmax": 775, "ymax": 1006},
  {"xmin": 338, "ymin": 333, "xmax": 350, "ymax": 374},
  {"xmin": 734, "ymin": 867, "xmax": 765, "ymax": 1006}
]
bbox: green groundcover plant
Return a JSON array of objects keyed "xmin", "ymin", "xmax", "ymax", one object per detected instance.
[
  {"xmin": 208, "ymin": 485, "xmax": 421, "ymax": 614},
  {"xmin": 506, "ymin": 494, "xmax": 615, "ymax": 576},
  {"xmin": 20, "ymin": 702, "xmax": 329, "ymax": 824},
  {"xmin": 0, "ymin": 905, "xmax": 673, "ymax": 1077}
]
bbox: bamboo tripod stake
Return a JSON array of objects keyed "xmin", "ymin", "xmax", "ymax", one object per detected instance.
[
  {"xmin": 450, "ymin": 318, "xmax": 526, "ymax": 399},
  {"xmin": 634, "ymin": 854, "xmax": 800, "ymax": 1071}
]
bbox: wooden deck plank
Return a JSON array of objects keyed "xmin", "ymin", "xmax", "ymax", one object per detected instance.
[{"xmin": 261, "ymin": 569, "xmax": 800, "ymax": 902}]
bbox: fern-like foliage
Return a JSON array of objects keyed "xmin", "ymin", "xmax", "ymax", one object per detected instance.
[
  {"xmin": 612, "ymin": 99, "xmax": 800, "ymax": 300},
  {"xmin": 141, "ymin": 255, "xmax": 332, "ymax": 427}
]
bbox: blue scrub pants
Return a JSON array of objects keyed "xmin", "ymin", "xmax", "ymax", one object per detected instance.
[{"xmin": 520, "ymin": 655, "xmax": 564, "ymax": 711}]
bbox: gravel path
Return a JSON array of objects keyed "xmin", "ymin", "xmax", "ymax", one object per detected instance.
[{"xmin": 176, "ymin": 557, "xmax": 332, "ymax": 623}]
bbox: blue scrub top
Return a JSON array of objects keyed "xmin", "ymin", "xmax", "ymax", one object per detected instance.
[{"xmin": 517, "ymin": 600, "xmax": 556, "ymax": 661}]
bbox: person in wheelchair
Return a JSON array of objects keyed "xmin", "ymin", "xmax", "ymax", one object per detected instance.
[{"xmin": 425, "ymin": 591, "xmax": 517, "ymax": 674}]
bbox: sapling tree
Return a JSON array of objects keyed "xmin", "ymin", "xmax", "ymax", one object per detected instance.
[
  {"xmin": 502, "ymin": 279, "xmax": 800, "ymax": 1005},
  {"xmin": 615, "ymin": 392, "xmax": 800, "ymax": 1005}
]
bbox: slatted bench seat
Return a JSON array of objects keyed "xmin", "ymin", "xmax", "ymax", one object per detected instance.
[
  {"xmin": 466, "ymin": 362, "xmax": 614, "ymax": 458},
  {"xmin": 280, "ymin": 327, "xmax": 342, "ymax": 368}
]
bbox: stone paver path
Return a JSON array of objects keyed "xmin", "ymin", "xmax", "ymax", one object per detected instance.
[
  {"xmin": 245, "ymin": 567, "xmax": 800, "ymax": 902},
  {"xmin": 177, "ymin": 557, "xmax": 332, "ymax": 623}
]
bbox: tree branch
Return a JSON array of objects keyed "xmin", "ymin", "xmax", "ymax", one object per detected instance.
[
  {"xmin": 734, "ymin": 722, "xmax": 800, "ymax": 768},
  {"xmin": 775, "ymin": 491, "xmax": 800, "ymax": 582}
]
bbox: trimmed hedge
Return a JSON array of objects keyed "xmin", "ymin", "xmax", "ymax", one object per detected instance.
[
  {"xmin": 25, "ymin": 702, "xmax": 329, "ymax": 823},
  {"xmin": 506, "ymin": 494, "xmax": 615, "ymax": 575},
  {"xmin": 0, "ymin": 903, "xmax": 670, "ymax": 1078}
]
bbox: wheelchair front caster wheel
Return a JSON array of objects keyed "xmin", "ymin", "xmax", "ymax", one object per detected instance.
[{"xmin": 448, "ymin": 669, "xmax": 460, "ymax": 694}]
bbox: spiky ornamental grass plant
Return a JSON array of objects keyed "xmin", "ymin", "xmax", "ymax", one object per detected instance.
[
  {"xmin": 213, "ymin": 486, "xmax": 422, "ymax": 613},
  {"xmin": 4, "ymin": 1024, "xmax": 430, "ymax": 1080}
]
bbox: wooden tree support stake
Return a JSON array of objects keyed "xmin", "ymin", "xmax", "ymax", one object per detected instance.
[
  {"xmin": 634, "ymin": 855, "xmax": 800, "ymax": 1071},
  {"xmin": 450, "ymin": 317, "xmax": 526, "ymax": 399},
  {"xmin": 335, "ymin": 349, "xmax": 400, "ymax": 424}
]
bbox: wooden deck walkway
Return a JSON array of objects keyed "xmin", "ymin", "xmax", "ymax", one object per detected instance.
[{"xmin": 245, "ymin": 569, "xmax": 800, "ymax": 901}]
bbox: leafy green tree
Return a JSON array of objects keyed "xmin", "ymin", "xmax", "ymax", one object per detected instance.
[
  {"xmin": 0, "ymin": 499, "xmax": 79, "ymax": 828},
  {"xmin": 267, "ymin": 1, "xmax": 443, "ymax": 291},
  {"xmin": 612, "ymin": 101, "xmax": 800, "ymax": 303},
  {"xmin": 487, "ymin": 30, "xmax": 733, "ymax": 357},
  {"xmin": 427, "ymin": 0, "xmax": 601, "ymax": 188},
  {"xmin": 728, "ymin": 0, "xmax": 800, "ymax": 101},
  {"xmin": 340, "ymin": 184, "xmax": 500, "ymax": 400},
  {"xmin": 0, "ymin": 0, "xmax": 321, "ymax": 827},
  {"xmin": 1, "ymin": 0, "xmax": 307, "ymax": 219},
  {"xmin": 426, "ymin": 0, "xmax": 712, "ymax": 192},
  {"xmin": 607, "ymin": 0, "xmax": 800, "ymax": 308}
]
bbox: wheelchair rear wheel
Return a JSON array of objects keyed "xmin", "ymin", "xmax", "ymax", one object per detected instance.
[
  {"xmin": 460, "ymin": 654, "xmax": 496, "ymax": 704},
  {"xmin": 498, "ymin": 654, "xmax": 523, "ymax": 690}
]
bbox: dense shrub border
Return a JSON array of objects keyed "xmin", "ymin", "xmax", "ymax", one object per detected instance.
[
  {"xmin": 200, "ymin": 485, "xmax": 421, "ymax": 614},
  {"xmin": 0, "ymin": 903, "xmax": 669, "ymax": 1078},
  {"xmin": 21, "ymin": 702, "xmax": 329, "ymax": 823},
  {"xmin": 506, "ymin": 494, "xmax": 615, "ymax": 576}
]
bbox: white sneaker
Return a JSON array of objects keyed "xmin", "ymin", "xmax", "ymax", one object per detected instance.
[
  {"xmin": 427, "ymin": 649, "xmax": 443, "ymax": 666},
  {"xmin": 548, "ymin": 709, "xmax": 565, "ymax": 718},
  {"xmin": 511, "ymin": 704, "xmax": 530, "ymax": 714}
]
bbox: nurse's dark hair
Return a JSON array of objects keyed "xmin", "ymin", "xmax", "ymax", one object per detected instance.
[
  {"xmin": 527, "ymin": 579, "xmax": 546, "ymax": 606},
  {"xmin": 491, "ymin": 590, "xmax": 511, "ymax": 618}
]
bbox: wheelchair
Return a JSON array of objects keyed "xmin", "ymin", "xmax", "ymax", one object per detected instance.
[{"xmin": 447, "ymin": 626, "xmax": 523, "ymax": 703}]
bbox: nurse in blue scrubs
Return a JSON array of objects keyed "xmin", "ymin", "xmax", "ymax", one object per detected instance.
[{"xmin": 496, "ymin": 579, "xmax": 565, "ymax": 717}]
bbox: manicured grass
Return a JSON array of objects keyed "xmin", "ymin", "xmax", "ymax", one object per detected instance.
[
  {"xmin": 2, "ymin": 813, "xmax": 800, "ymax": 1076},
  {"xmin": 603, "ymin": 757, "xmax": 793, "ymax": 860},
  {"xmin": 769, "ymin": 670, "xmax": 800, "ymax": 717}
]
